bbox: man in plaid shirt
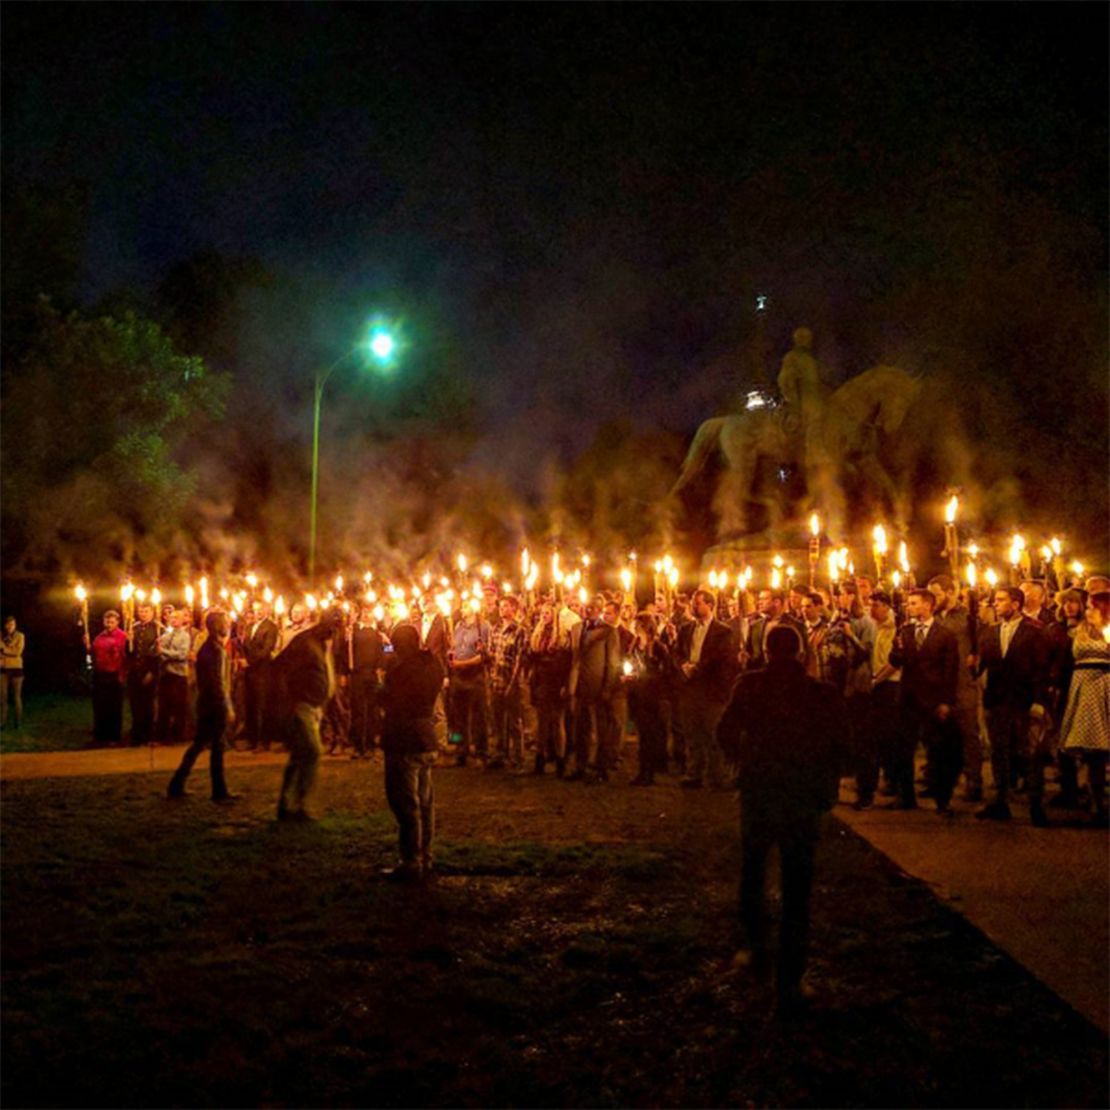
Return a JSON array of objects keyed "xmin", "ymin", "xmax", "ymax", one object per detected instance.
[{"xmin": 488, "ymin": 596, "xmax": 528, "ymax": 769}]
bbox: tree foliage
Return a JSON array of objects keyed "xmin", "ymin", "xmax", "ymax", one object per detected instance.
[{"xmin": 1, "ymin": 301, "xmax": 229, "ymax": 576}]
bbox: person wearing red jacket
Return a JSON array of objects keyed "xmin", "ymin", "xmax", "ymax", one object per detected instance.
[{"xmin": 87, "ymin": 610, "xmax": 129, "ymax": 744}]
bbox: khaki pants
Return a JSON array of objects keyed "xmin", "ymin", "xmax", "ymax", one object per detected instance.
[{"xmin": 278, "ymin": 702, "xmax": 322, "ymax": 817}]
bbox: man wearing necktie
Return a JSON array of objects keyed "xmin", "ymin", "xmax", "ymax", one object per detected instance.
[{"xmin": 888, "ymin": 589, "xmax": 960, "ymax": 814}]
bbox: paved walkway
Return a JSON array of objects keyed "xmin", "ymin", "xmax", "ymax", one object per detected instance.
[
  {"xmin": 3, "ymin": 746, "xmax": 1106, "ymax": 1031},
  {"xmin": 838, "ymin": 797, "xmax": 1109, "ymax": 1032}
]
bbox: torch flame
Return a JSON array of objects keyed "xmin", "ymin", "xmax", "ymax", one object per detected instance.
[
  {"xmin": 185, "ymin": 584, "xmax": 195, "ymax": 605},
  {"xmin": 456, "ymin": 553, "xmax": 468, "ymax": 574},
  {"xmin": 305, "ymin": 594, "xmax": 318, "ymax": 611},
  {"xmin": 945, "ymin": 495, "xmax": 958, "ymax": 524},
  {"xmin": 121, "ymin": 583, "xmax": 135, "ymax": 602},
  {"xmin": 985, "ymin": 568, "xmax": 999, "ymax": 588},
  {"xmin": 872, "ymin": 524, "xmax": 887, "ymax": 554},
  {"xmin": 75, "ymin": 584, "xmax": 87, "ymax": 601},
  {"xmin": 1051, "ymin": 537, "xmax": 1062, "ymax": 556},
  {"xmin": 965, "ymin": 563, "xmax": 978, "ymax": 587},
  {"xmin": 898, "ymin": 542, "xmax": 910, "ymax": 574},
  {"xmin": 809, "ymin": 513, "xmax": 820, "ymax": 537}
]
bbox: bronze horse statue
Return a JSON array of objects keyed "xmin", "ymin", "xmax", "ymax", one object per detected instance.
[{"xmin": 672, "ymin": 365, "xmax": 925, "ymax": 541}]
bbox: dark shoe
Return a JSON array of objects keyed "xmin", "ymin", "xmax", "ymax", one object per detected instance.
[
  {"xmin": 852, "ymin": 798, "xmax": 874, "ymax": 811},
  {"xmin": 1047, "ymin": 793, "xmax": 1080, "ymax": 810},
  {"xmin": 884, "ymin": 799, "xmax": 918, "ymax": 811},
  {"xmin": 212, "ymin": 793, "xmax": 240, "ymax": 805},
  {"xmin": 277, "ymin": 809, "xmax": 316, "ymax": 823},
  {"xmin": 975, "ymin": 802, "xmax": 1012, "ymax": 821},
  {"xmin": 166, "ymin": 790, "xmax": 189, "ymax": 801},
  {"xmin": 936, "ymin": 803, "xmax": 956, "ymax": 819},
  {"xmin": 382, "ymin": 864, "xmax": 422, "ymax": 884},
  {"xmin": 565, "ymin": 769, "xmax": 586, "ymax": 782},
  {"xmin": 918, "ymin": 787, "xmax": 937, "ymax": 799},
  {"xmin": 533, "ymin": 756, "xmax": 545, "ymax": 775},
  {"xmin": 775, "ymin": 981, "xmax": 817, "ymax": 1019},
  {"xmin": 961, "ymin": 786, "xmax": 984, "ymax": 804},
  {"xmin": 680, "ymin": 778, "xmax": 704, "ymax": 789},
  {"xmin": 1029, "ymin": 801, "xmax": 1049, "ymax": 828},
  {"xmin": 722, "ymin": 947, "xmax": 771, "ymax": 981}
]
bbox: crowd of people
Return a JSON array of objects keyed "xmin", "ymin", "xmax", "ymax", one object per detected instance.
[{"xmin": 64, "ymin": 570, "xmax": 1108, "ymax": 825}]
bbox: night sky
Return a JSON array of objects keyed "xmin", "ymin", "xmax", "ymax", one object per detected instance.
[{"xmin": 5, "ymin": 3, "xmax": 1107, "ymax": 483}]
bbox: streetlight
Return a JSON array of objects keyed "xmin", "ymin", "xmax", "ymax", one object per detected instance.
[{"xmin": 309, "ymin": 320, "xmax": 399, "ymax": 580}]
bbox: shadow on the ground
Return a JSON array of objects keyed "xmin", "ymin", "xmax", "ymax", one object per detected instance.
[{"xmin": 2, "ymin": 762, "xmax": 1106, "ymax": 1108}]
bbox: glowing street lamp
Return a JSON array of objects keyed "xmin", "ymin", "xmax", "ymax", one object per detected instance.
[{"xmin": 309, "ymin": 318, "xmax": 402, "ymax": 580}]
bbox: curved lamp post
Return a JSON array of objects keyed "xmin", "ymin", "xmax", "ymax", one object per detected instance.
[{"xmin": 309, "ymin": 325, "xmax": 398, "ymax": 580}]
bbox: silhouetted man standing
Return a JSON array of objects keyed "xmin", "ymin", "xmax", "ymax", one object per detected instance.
[{"xmin": 718, "ymin": 625, "xmax": 848, "ymax": 1015}]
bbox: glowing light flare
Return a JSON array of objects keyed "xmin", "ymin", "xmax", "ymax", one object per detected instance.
[
  {"xmin": 968, "ymin": 543, "xmax": 980, "ymax": 559},
  {"xmin": 305, "ymin": 594, "xmax": 318, "ymax": 611},
  {"xmin": 836, "ymin": 548, "xmax": 850, "ymax": 572},
  {"xmin": 809, "ymin": 513, "xmax": 820, "ymax": 538},
  {"xmin": 771, "ymin": 567, "xmax": 782, "ymax": 589},
  {"xmin": 1008, "ymin": 534, "xmax": 1026, "ymax": 566},
  {"xmin": 467, "ymin": 597, "xmax": 481, "ymax": 615},
  {"xmin": 898, "ymin": 542, "xmax": 910, "ymax": 574},
  {"xmin": 872, "ymin": 524, "xmax": 888, "ymax": 554},
  {"xmin": 184, "ymin": 585, "xmax": 195, "ymax": 606},
  {"xmin": 121, "ymin": 583, "xmax": 135, "ymax": 602},
  {"xmin": 369, "ymin": 329, "xmax": 395, "ymax": 362},
  {"xmin": 275, "ymin": 596, "xmax": 286, "ymax": 617},
  {"xmin": 246, "ymin": 573, "xmax": 259, "ymax": 589},
  {"xmin": 772, "ymin": 554, "xmax": 784, "ymax": 568},
  {"xmin": 985, "ymin": 569, "xmax": 999, "ymax": 588},
  {"xmin": 373, "ymin": 604, "xmax": 386, "ymax": 623},
  {"xmin": 136, "ymin": 589, "xmax": 147, "ymax": 603},
  {"xmin": 456, "ymin": 553, "xmax": 468, "ymax": 574},
  {"xmin": 219, "ymin": 588, "xmax": 230, "ymax": 601},
  {"xmin": 622, "ymin": 660, "xmax": 634, "ymax": 677},
  {"xmin": 786, "ymin": 566, "xmax": 796, "ymax": 582},
  {"xmin": 480, "ymin": 564, "xmax": 493, "ymax": 581},
  {"xmin": 945, "ymin": 495, "xmax": 959, "ymax": 525},
  {"xmin": 620, "ymin": 567, "xmax": 633, "ymax": 593},
  {"xmin": 827, "ymin": 551, "xmax": 840, "ymax": 584},
  {"xmin": 151, "ymin": 588, "xmax": 162, "ymax": 609},
  {"xmin": 263, "ymin": 586, "xmax": 274, "ymax": 603},
  {"xmin": 1102, "ymin": 624, "xmax": 1110, "ymax": 645},
  {"xmin": 666, "ymin": 567, "xmax": 678, "ymax": 587},
  {"xmin": 334, "ymin": 574, "xmax": 344, "ymax": 593},
  {"xmin": 578, "ymin": 586, "xmax": 589, "ymax": 604},
  {"xmin": 363, "ymin": 571, "xmax": 373, "ymax": 584},
  {"xmin": 436, "ymin": 595, "xmax": 452, "ymax": 618},
  {"xmin": 965, "ymin": 563, "xmax": 978, "ymax": 588},
  {"xmin": 1040, "ymin": 545, "xmax": 1053, "ymax": 563},
  {"xmin": 1071, "ymin": 561, "xmax": 1085, "ymax": 577},
  {"xmin": 521, "ymin": 548, "xmax": 531, "ymax": 578},
  {"xmin": 892, "ymin": 570, "xmax": 903, "ymax": 589},
  {"xmin": 74, "ymin": 584, "xmax": 87, "ymax": 602},
  {"xmin": 501, "ymin": 581, "xmax": 513, "ymax": 595}
]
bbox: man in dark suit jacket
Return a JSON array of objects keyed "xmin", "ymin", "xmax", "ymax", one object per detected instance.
[
  {"xmin": 676, "ymin": 588, "xmax": 737, "ymax": 788},
  {"xmin": 243, "ymin": 602, "xmax": 280, "ymax": 752},
  {"xmin": 888, "ymin": 589, "xmax": 960, "ymax": 814},
  {"xmin": 745, "ymin": 589, "xmax": 807, "ymax": 671},
  {"xmin": 567, "ymin": 600, "xmax": 622, "ymax": 781},
  {"xmin": 975, "ymin": 586, "xmax": 1050, "ymax": 824}
]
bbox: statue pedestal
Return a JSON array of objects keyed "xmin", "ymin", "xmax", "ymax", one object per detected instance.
[{"xmin": 701, "ymin": 538, "xmax": 818, "ymax": 590}]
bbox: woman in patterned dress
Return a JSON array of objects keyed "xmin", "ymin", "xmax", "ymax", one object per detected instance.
[{"xmin": 1060, "ymin": 578, "xmax": 1110, "ymax": 825}]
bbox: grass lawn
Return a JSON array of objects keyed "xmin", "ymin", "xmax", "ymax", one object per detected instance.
[
  {"xmin": 3, "ymin": 758, "xmax": 1107, "ymax": 1108},
  {"xmin": 0, "ymin": 692, "xmax": 100, "ymax": 753}
]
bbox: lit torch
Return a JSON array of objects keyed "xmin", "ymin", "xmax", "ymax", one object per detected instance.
[
  {"xmin": 872, "ymin": 523, "xmax": 887, "ymax": 585},
  {"xmin": 808, "ymin": 513, "xmax": 821, "ymax": 587},
  {"xmin": 942, "ymin": 495, "xmax": 959, "ymax": 582},
  {"xmin": 74, "ymin": 584, "xmax": 90, "ymax": 649}
]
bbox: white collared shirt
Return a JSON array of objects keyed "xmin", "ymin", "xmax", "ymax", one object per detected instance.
[
  {"xmin": 999, "ymin": 615, "xmax": 1022, "ymax": 657},
  {"xmin": 689, "ymin": 618, "xmax": 711, "ymax": 665}
]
